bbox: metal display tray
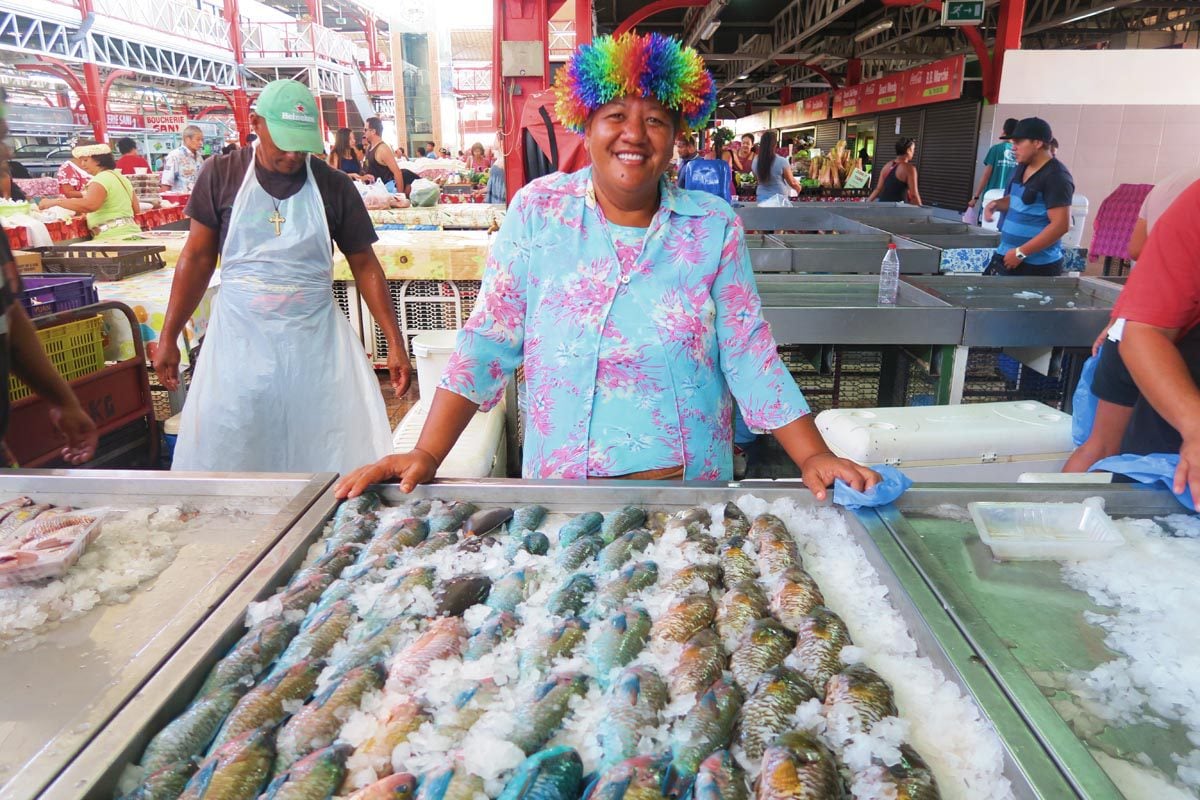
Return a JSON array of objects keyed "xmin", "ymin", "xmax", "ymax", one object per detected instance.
[
  {"xmin": 0, "ymin": 470, "xmax": 335, "ymax": 800},
  {"xmin": 756, "ymin": 275, "xmax": 965, "ymax": 345},
  {"xmin": 56, "ymin": 480, "xmax": 1056, "ymax": 800},
  {"xmin": 902, "ymin": 275, "xmax": 1119, "ymax": 348},
  {"xmin": 869, "ymin": 484, "xmax": 1197, "ymax": 799}
]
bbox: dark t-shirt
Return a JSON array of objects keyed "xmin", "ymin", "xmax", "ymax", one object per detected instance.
[
  {"xmin": 0, "ymin": 234, "xmax": 16, "ymax": 441},
  {"xmin": 186, "ymin": 148, "xmax": 378, "ymax": 256}
]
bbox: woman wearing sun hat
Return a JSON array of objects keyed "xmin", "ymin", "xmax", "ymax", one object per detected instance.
[
  {"xmin": 337, "ymin": 32, "xmax": 878, "ymax": 499},
  {"xmin": 39, "ymin": 140, "xmax": 142, "ymax": 241}
]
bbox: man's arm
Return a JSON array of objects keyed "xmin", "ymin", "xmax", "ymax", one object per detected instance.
[
  {"xmin": 983, "ymin": 195, "xmax": 1011, "ymax": 222},
  {"xmin": 1128, "ymin": 217, "xmax": 1149, "ymax": 260},
  {"xmin": 159, "ymin": 152, "xmax": 177, "ymax": 192},
  {"xmin": 345, "ymin": 247, "xmax": 412, "ymax": 396},
  {"xmin": 1120, "ymin": 322, "xmax": 1200, "ymax": 498},
  {"xmin": 1015, "ymin": 205, "xmax": 1071, "ymax": 257},
  {"xmin": 153, "ymin": 220, "xmax": 220, "ymax": 390},
  {"xmin": 969, "ymin": 164, "xmax": 994, "ymax": 207}
]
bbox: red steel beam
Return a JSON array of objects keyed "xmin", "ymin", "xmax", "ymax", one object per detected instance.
[
  {"xmin": 575, "ymin": 0, "xmax": 592, "ymax": 45},
  {"xmin": 613, "ymin": 0, "xmax": 707, "ymax": 37},
  {"xmin": 222, "ymin": 0, "xmax": 252, "ymax": 143},
  {"xmin": 992, "ymin": 0, "xmax": 1024, "ymax": 104},
  {"xmin": 879, "ymin": 0, "xmax": 995, "ymax": 101}
]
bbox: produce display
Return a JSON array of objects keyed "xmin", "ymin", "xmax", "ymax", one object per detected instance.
[
  {"xmin": 116, "ymin": 494, "xmax": 1010, "ymax": 800},
  {"xmin": 806, "ymin": 142, "xmax": 862, "ymax": 190}
]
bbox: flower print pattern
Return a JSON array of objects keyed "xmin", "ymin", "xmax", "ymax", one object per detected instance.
[{"xmin": 440, "ymin": 167, "xmax": 810, "ymax": 480}]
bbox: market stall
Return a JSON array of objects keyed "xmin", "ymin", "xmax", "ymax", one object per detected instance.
[
  {"xmin": 6, "ymin": 477, "xmax": 1195, "ymax": 800},
  {"xmin": 368, "ymin": 205, "xmax": 506, "ymax": 231},
  {"xmin": 0, "ymin": 470, "xmax": 334, "ymax": 800}
]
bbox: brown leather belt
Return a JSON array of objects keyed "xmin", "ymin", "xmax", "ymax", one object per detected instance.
[{"xmin": 606, "ymin": 465, "xmax": 685, "ymax": 481}]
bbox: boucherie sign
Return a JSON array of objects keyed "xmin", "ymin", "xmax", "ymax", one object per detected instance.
[{"xmin": 145, "ymin": 114, "xmax": 189, "ymax": 132}]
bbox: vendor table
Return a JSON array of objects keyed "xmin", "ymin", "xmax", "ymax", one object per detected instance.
[
  {"xmin": 0, "ymin": 470, "xmax": 334, "ymax": 800},
  {"xmin": 140, "ymin": 230, "xmax": 492, "ymax": 282},
  {"xmin": 40, "ymin": 479, "xmax": 1051, "ymax": 800},
  {"xmin": 94, "ymin": 266, "xmax": 219, "ymax": 364},
  {"xmin": 368, "ymin": 204, "xmax": 506, "ymax": 230}
]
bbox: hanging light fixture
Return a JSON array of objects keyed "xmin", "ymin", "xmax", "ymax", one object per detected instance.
[{"xmin": 853, "ymin": 19, "xmax": 894, "ymax": 42}]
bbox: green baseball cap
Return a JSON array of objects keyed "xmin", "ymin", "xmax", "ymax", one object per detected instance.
[{"xmin": 253, "ymin": 79, "xmax": 324, "ymax": 153}]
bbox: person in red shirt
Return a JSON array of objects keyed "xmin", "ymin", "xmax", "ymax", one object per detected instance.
[
  {"xmin": 1111, "ymin": 178, "xmax": 1200, "ymax": 498},
  {"xmin": 115, "ymin": 137, "xmax": 150, "ymax": 175}
]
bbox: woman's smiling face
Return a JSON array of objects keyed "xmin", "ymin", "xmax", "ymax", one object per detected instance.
[{"xmin": 585, "ymin": 95, "xmax": 677, "ymax": 201}]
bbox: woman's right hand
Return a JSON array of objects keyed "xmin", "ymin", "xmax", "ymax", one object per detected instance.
[
  {"xmin": 334, "ymin": 450, "xmax": 438, "ymax": 499},
  {"xmin": 967, "ymin": 197, "xmax": 977, "ymax": 208}
]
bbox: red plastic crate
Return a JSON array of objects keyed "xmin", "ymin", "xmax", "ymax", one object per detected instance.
[
  {"xmin": 5, "ymin": 227, "xmax": 29, "ymax": 250},
  {"xmin": 44, "ymin": 220, "xmax": 67, "ymax": 241}
]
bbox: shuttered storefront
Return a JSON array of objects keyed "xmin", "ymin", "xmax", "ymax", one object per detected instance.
[
  {"xmin": 814, "ymin": 120, "xmax": 843, "ymax": 153},
  {"xmin": 872, "ymin": 109, "xmax": 924, "ymax": 176},
  {"xmin": 916, "ymin": 99, "xmax": 981, "ymax": 211}
]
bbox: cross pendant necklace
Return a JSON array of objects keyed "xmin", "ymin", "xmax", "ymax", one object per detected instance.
[{"xmin": 268, "ymin": 198, "xmax": 286, "ymax": 236}]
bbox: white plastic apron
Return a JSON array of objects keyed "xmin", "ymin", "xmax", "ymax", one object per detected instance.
[{"xmin": 172, "ymin": 147, "xmax": 392, "ymax": 474}]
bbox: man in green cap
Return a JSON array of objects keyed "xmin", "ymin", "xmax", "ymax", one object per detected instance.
[{"xmin": 155, "ymin": 79, "xmax": 411, "ymax": 473}]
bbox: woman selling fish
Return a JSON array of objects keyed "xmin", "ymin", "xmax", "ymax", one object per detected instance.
[{"xmin": 337, "ymin": 33, "xmax": 877, "ymax": 499}]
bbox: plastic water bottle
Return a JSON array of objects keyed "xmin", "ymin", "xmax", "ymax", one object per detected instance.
[{"xmin": 878, "ymin": 244, "xmax": 900, "ymax": 305}]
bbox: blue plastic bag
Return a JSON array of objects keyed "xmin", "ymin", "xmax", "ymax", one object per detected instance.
[
  {"xmin": 1090, "ymin": 453, "xmax": 1196, "ymax": 511},
  {"xmin": 1071, "ymin": 354, "xmax": 1101, "ymax": 446},
  {"xmin": 833, "ymin": 465, "xmax": 913, "ymax": 510}
]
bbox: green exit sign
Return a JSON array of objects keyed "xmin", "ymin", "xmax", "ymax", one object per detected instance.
[{"xmin": 941, "ymin": 0, "xmax": 984, "ymax": 25}]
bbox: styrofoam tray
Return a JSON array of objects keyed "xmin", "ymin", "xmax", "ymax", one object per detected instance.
[
  {"xmin": 0, "ymin": 512, "xmax": 105, "ymax": 587},
  {"xmin": 969, "ymin": 497, "xmax": 1125, "ymax": 561}
]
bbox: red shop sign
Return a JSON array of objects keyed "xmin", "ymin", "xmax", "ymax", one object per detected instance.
[
  {"xmin": 901, "ymin": 56, "xmax": 965, "ymax": 106},
  {"xmin": 832, "ymin": 84, "xmax": 864, "ymax": 118}
]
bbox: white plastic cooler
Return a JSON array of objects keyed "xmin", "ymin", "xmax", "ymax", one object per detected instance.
[
  {"xmin": 816, "ymin": 401, "xmax": 1074, "ymax": 481},
  {"xmin": 392, "ymin": 399, "xmax": 507, "ymax": 478}
]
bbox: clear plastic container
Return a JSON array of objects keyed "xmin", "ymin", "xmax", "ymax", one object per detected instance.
[
  {"xmin": 969, "ymin": 497, "xmax": 1126, "ymax": 561},
  {"xmin": 878, "ymin": 243, "xmax": 900, "ymax": 305}
]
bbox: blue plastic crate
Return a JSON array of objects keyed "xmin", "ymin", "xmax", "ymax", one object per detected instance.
[{"xmin": 18, "ymin": 273, "xmax": 99, "ymax": 318}]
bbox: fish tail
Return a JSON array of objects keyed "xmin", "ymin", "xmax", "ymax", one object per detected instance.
[{"xmin": 661, "ymin": 764, "xmax": 695, "ymax": 800}]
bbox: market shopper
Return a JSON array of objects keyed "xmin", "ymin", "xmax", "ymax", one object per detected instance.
[
  {"xmin": 327, "ymin": 127, "xmax": 363, "ymax": 177},
  {"xmin": 38, "ymin": 141, "xmax": 141, "ymax": 241},
  {"xmin": 868, "ymin": 138, "xmax": 922, "ymax": 205},
  {"xmin": 1063, "ymin": 168, "xmax": 1200, "ymax": 473},
  {"xmin": 968, "ymin": 117, "xmax": 1018, "ymax": 213},
  {"xmin": 115, "ymin": 138, "xmax": 151, "ymax": 175},
  {"xmin": 467, "ymin": 142, "xmax": 491, "ymax": 172},
  {"xmin": 1104, "ymin": 178, "xmax": 1200, "ymax": 499},
  {"xmin": 982, "ymin": 117, "xmax": 1074, "ymax": 276},
  {"xmin": 337, "ymin": 32, "xmax": 878, "ymax": 499},
  {"xmin": 0, "ymin": 91, "xmax": 97, "ymax": 465},
  {"xmin": 752, "ymin": 130, "xmax": 803, "ymax": 206},
  {"xmin": 160, "ymin": 126, "xmax": 206, "ymax": 194},
  {"xmin": 362, "ymin": 117, "xmax": 416, "ymax": 194},
  {"xmin": 154, "ymin": 79, "xmax": 411, "ymax": 474}
]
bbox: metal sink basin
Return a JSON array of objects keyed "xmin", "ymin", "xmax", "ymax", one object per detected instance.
[
  {"xmin": 903, "ymin": 275, "xmax": 1119, "ymax": 347},
  {"xmin": 897, "ymin": 231, "xmax": 1003, "ymax": 250},
  {"xmin": 756, "ymin": 275, "xmax": 964, "ymax": 344},
  {"xmin": 746, "ymin": 234, "xmax": 791, "ymax": 272}
]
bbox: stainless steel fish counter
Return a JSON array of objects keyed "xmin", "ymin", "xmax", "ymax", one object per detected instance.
[
  {"xmin": 7, "ymin": 476, "xmax": 1193, "ymax": 800},
  {"xmin": 0, "ymin": 470, "xmax": 335, "ymax": 800}
]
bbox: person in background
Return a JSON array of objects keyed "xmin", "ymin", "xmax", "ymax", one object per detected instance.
[
  {"xmin": 115, "ymin": 138, "xmax": 150, "ymax": 175},
  {"xmin": 467, "ymin": 142, "xmax": 491, "ymax": 172},
  {"xmin": 753, "ymin": 130, "xmax": 803, "ymax": 206},
  {"xmin": 39, "ymin": 141, "xmax": 141, "ymax": 241},
  {"xmin": 327, "ymin": 127, "xmax": 362, "ymax": 178},
  {"xmin": 0, "ymin": 164, "xmax": 26, "ymax": 201},
  {"xmin": 1064, "ymin": 168, "xmax": 1200, "ymax": 472},
  {"xmin": 869, "ymin": 138, "xmax": 922, "ymax": 205},
  {"xmin": 396, "ymin": 146, "xmax": 407, "ymax": 160},
  {"xmin": 968, "ymin": 117, "xmax": 1018, "ymax": 214},
  {"xmin": 983, "ymin": 117, "xmax": 1074, "ymax": 276},
  {"xmin": 725, "ymin": 133, "xmax": 753, "ymax": 175},
  {"xmin": 439, "ymin": 147, "xmax": 452, "ymax": 159},
  {"xmin": 55, "ymin": 151, "xmax": 91, "ymax": 199},
  {"xmin": 416, "ymin": 146, "xmax": 427, "ymax": 158},
  {"xmin": 485, "ymin": 145, "xmax": 506, "ymax": 205},
  {"xmin": 361, "ymin": 117, "xmax": 415, "ymax": 195},
  {"xmin": 154, "ymin": 79, "xmax": 410, "ymax": 474},
  {"xmin": 674, "ymin": 133, "xmax": 698, "ymax": 187},
  {"xmin": 160, "ymin": 125, "xmax": 205, "ymax": 193},
  {"xmin": 1105, "ymin": 178, "xmax": 1200, "ymax": 499},
  {"xmin": 0, "ymin": 90, "xmax": 98, "ymax": 465},
  {"xmin": 337, "ymin": 31, "xmax": 877, "ymax": 498}
]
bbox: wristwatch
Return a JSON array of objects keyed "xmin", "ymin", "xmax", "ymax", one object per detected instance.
[{"xmin": 1014, "ymin": 247, "xmax": 1027, "ymax": 261}]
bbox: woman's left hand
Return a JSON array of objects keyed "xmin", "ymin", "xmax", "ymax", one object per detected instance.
[
  {"xmin": 37, "ymin": 198, "xmax": 55, "ymax": 211},
  {"xmin": 800, "ymin": 453, "xmax": 881, "ymax": 501}
]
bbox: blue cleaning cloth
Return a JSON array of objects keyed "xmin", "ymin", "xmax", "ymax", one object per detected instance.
[
  {"xmin": 1090, "ymin": 453, "xmax": 1196, "ymax": 511},
  {"xmin": 833, "ymin": 465, "xmax": 913, "ymax": 510}
]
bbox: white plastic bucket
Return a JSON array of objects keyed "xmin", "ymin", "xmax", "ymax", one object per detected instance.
[{"xmin": 412, "ymin": 330, "xmax": 462, "ymax": 402}]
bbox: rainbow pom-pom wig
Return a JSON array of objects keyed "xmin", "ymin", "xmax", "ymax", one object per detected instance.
[{"xmin": 554, "ymin": 32, "xmax": 717, "ymax": 134}]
